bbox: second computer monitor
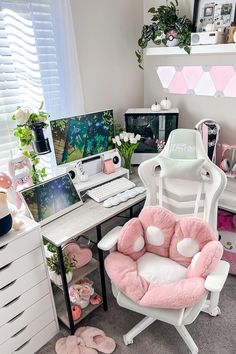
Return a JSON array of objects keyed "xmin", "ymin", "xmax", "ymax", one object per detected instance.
[{"xmin": 50, "ymin": 109, "xmax": 114, "ymax": 166}]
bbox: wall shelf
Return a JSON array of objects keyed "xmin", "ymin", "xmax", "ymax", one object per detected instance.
[{"xmin": 146, "ymin": 43, "xmax": 236, "ymax": 56}]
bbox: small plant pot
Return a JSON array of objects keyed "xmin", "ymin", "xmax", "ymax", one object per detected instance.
[
  {"xmin": 166, "ymin": 29, "xmax": 179, "ymax": 47},
  {"xmin": 29, "ymin": 122, "xmax": 51, "ymax": 155},
  {"xmin": 49, "ymin": 270, "xmax": 72, "ymax": 286}
]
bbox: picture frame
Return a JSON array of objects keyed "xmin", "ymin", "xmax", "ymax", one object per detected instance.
[{"xmin": 193, "ymin": 0, "xmax": 236, "ymax": 32}]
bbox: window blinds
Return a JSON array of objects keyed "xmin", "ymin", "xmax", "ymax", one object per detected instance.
[
  {"xmin": 0, "ymin": 7, "xmax": 20, "ymax": 172},
  {"xmin": 0, "ymin": 0, "xmax": 84, "ymax": 174},
  {"xmin": 0, "ymin": 1, "xmax": 50, "ymax": 171}
]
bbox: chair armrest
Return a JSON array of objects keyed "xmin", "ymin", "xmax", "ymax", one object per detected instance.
[
  {"xmin": 204, "ymin": 260, "xmax": 230, "ymax": 292},
  {"xmin": 97, "ymin": 226, "xmax": 122, "ymax": 251}
]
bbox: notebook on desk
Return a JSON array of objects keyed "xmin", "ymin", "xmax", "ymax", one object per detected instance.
[{"xmin": 21, "ymin": 173, "xmax": 83, "ymax": 226}]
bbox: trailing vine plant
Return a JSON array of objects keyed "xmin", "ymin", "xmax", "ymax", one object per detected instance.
[
  {"xmin": 12, "ymin": 103, "xmax": 49, "ymax": 184},
  {"xmin": 135, "ymin": 0, "xmax": 192, "ymax": 69}
]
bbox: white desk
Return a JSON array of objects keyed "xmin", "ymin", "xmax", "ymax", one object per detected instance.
[
  {"xmin": 42, "ymin": 192, "xmax": 145, "ymax": 247},
  {"xmin": 41, "ymin": 173, "xmax": 145, "ymax": 334}
]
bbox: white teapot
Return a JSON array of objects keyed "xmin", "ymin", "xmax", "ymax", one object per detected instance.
[{"xmin": 160, "ymin": 97, "xmax": 172, "ymax": 110}]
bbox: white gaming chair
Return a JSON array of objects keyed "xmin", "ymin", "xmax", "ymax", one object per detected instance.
[{"xmin": 98, "ymin": 129, "xmax": 229, "ymax": 353}]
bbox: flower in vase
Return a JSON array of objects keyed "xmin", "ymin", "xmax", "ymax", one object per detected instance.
[{"xmin": 112, "ymin": 131, "xmax": 141, "ymax": 173}]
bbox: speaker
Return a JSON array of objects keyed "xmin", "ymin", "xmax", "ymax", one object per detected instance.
[
  {"xmin": 66, "ymin": 165, "xmax": 79, "ymax": 183},
  {"xmin": 191, "ymin": 31, "xmax": 225, "ymax": 46},
  {"xmin": 110, "ymin": 150, "xmax": 121, "ymax": 168}
]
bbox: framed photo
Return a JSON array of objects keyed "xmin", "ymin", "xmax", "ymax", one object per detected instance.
[{"xmin": 193, "ymin": 1, "xmax": 236, "ymax": 32}]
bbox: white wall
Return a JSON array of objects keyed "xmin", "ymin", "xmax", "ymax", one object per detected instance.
[
  {"xmin": 70, "ymin": 0, "xmax": 144, "ymax": 125},
  {"xmin": 144, "ymin": 0, "xmax": 236, "ymax": 144}
]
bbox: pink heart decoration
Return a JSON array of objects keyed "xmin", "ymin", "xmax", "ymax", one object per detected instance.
[{"xmin": 63, "ymin": 242, "xmax": 92, "ymax": 269}]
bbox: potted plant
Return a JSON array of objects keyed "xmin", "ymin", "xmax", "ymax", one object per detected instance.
[
  {"xmin": 47, "ymin": 252, "xmax": 75, "ymax": 286},
  {"xmin": 12, "ymin": 102, "xmax": 51, "ymax": 184},
  {"xmin": 136, "ymin": 0, "xmax": 192, "ymax": 68}
]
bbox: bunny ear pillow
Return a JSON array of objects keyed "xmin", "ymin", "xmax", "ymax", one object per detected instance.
[{"xmin": 105, "ymin": 206, "xmax": 223, "ymax": 309}]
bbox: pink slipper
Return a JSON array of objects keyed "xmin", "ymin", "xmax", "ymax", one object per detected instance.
[
  {"xmin": 55, "ymin": 335, "xmax": 97, "ymax": 354},
  {"xmin": 75, "ymin": 326, "xmax": 116, "ymax": 354}
]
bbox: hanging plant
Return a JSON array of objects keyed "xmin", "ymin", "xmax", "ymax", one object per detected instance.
[
  {"xmin": 135, "ymin": 0, "xmax": 192, "ymax": 69},
  {"xmin": 12, "ymin": 102, "xmax": 51, "ymax": 184}
]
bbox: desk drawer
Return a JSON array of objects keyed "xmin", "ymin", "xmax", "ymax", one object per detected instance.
[
  {"xmin": 0, "ymin": 308, "xmax": 54, "ymax": 354},
  {"xmin": 0, "ymin": 278, "xmax": 50, "ymax": 327},
  {"xmin": 0, "ymin": 229, "xmax": 41, "ymax": 268},
  {"xmin": 0, "ymin": 294, "xmax": 54, "ymax": 345},
  {"xmin": 0, "ymin": 247, "xmax": 43, "ymax": 290},
  {"xmin": 0, "ymin": 263, "xmax": 47, "ymax": 310},
  {"xmin": 12, "ymin": 321, "xmax": 57, "ymax": 354}
]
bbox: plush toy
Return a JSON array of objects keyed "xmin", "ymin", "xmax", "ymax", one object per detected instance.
[
  {"xmin": 218, "ymin": 210, "xmax": 236, "ymax": 232},
  {"xmin": 0, "ymin": 189, "xmax": 24, "ymax": 237},
  {"xmin": 8, "ymin": 156, "xmax": 33, "ymax": 209}
]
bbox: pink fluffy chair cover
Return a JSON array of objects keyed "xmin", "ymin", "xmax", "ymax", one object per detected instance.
[{"xmin": 105, "ymin": 206, "xmax": 223, "ymax": 309}]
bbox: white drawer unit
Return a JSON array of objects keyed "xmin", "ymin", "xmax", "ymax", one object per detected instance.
[{"xmin": 0, "ymin": 216, "xmax": 58, "ymax": 353}]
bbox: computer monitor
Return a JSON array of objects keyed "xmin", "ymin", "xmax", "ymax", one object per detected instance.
[{"xmin": 50, "ymin": 109, "xmax": 114, "ymax": 166}]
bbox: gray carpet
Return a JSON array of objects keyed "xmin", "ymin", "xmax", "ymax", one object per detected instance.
[
  {"xmin": 37, "ymin": 211, "xmax": 236, "ymax": 354},
  {"xmin": 37, "ymin": 273, "xmax": 236, "ymax": 354}
]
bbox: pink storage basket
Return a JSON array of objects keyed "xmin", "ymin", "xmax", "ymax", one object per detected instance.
[{"xmin": 218, "ymin": 209, "xmax": 236, "ymax": 275}]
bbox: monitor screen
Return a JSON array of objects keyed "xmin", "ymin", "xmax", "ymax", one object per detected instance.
[
  {"xmin": 21, "ymin": 174, "xmax": 83, "ymax": 225},
  {"xmin": 50, "ymin": 109, "xmax": 114, "ymax": 166}
]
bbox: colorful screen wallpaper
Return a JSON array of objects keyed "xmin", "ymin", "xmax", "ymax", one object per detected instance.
[
  {"xmin": 50, "ymin": 110, "xmax": 114, "ymax": 165},
  {"xmin": 22, "ymin": 175, "xmax": 81, "ymax": 222}
]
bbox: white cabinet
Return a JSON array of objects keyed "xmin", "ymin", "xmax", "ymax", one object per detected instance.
[{"xmin": 0, "ymin": 217, "xmax": 58, "ymax": 354}]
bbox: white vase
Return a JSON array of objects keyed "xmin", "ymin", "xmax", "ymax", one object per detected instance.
[{"xmin": 49, "ymin": 271, "xmax": 72, "ymax": 286}]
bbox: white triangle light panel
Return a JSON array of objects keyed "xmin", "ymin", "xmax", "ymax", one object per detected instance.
[{"xmin": 156, "ymin": 66, "xmax": 236, "ymax": 98}]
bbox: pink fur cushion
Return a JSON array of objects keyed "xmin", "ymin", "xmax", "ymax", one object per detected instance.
[
  {"xmin": 139, "ymin": 277, "xmax": 206, "ymax": 309},
  {"xmin": 105, "ymin": 252, "xmax": 149, "ymax": 303},
  {"xmin": 105, "ymin": 251, "xmax": 207, "ymax": 309},
  {"xmin": 104, "ymin": 206, "xmax": 223, "ymax": 309},
  {"xmin": 139, "ymin": 206, "xmax": 176, "ymax": 257},
  {"xmin": 117, "ymin": 218, "xmax": 145, "ymax": 260},
  {"xmin": 169, "ymin": 217, "xmax": 216, "ymax": 267},
  {"xmin": 187, "ymin": 241, "xmax": 224, "ymax": 278}
]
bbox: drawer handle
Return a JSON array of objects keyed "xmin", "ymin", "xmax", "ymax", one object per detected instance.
[
  {"xmin": 4, "ymin": 295, "xmax": 21, "ymax": 307},
  {"xmin": 0, "ymin": 262, "xmax": 12, "ymax": 271},
  {"xmin": 15, "ymin": 339, "xmax": 31, "ymax": 352},
  {"xmin": 0, "ymin": 244, "xmax": 7, "ymax": 251},
  {"xmin": 8, "ymin": 311, "xmax": 24, "ymax": 323},
  {"xmin": 12, "ymin": 325, "xmax": 27, "ymax": 338},
  {"xmin": 0, "ymin": 279, "xmax": 16, "ymax": 291}
]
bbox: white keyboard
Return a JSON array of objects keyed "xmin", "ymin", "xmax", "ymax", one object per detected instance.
[{"xmin": 87, "ymin": 177, "xmax": 136, "ymax": 202}]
